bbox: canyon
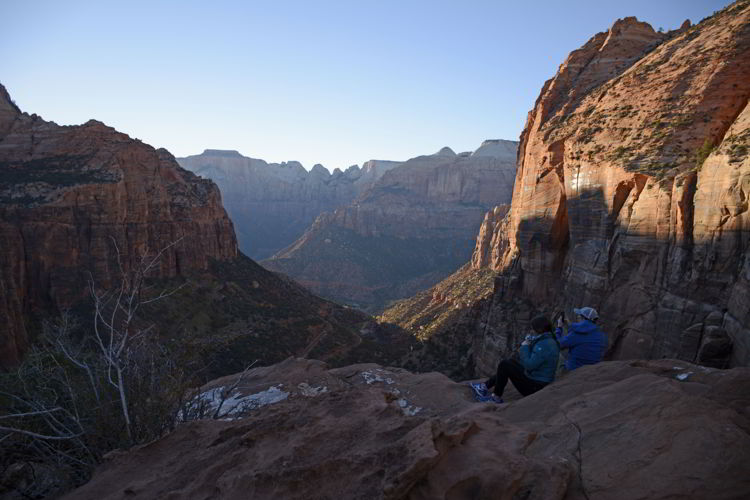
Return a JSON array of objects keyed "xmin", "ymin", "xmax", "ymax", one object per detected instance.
[
  {"xmin": 0, "ymin": 84, "xmax": 411, "ymax": 373},
  {"xmin": 177, "ymin": 150, "xmax": 401, "ymax": 260},
  {"xmin": 264, "ymin": 140, "xmax": 518, "ymax": 312},
  {"xmin": 384, "ymin": 1, "xmax": 750, "ymax": 377},
  {"xmin": 4, "ymin": 3, "xmax": 750, "ymax": 498}
]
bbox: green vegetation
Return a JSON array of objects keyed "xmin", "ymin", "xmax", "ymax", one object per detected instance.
[
  {"xmin": 724, "ymin": 130, "xmax": 750, "ymax": 164},
  {"xmin": 610, "ymin": 146, "xmax": 629, "ymax": 160},
  {"xmin": 0, "ymin": 155, "xmax": 119, "ymax": 206},
  {"xmin": 617, "ymin": 105, "xmax": 635, "ymax": 118},
  {"xmin": 379, "ymin": 266, "xmax": 497, "ymax": 340},
  {"xmin": 696, "ymin": 138, "xmax": 716, "ymax": 170},
  {"xmin": 578, "ymin": 126, "xmax": 603, "ymax": 144},
  {"xmin": 673, "ymin": 114, "xmax": 694, "ymax": 128}
]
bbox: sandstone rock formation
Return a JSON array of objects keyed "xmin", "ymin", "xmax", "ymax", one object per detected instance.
[
  {"xmin": 177, "ymin": 150, "xmax": 401, "ymax": 259},
  {"xmin": 0, "ymin": 85, "xmax": 237, "ymax": 368},
  {"xmin": 0, "ymin": 85, "xmax": 413, "ymax": 372},
  {"xmin": 384, "ymin": 2, "xmax": 750, "ymax": 374},
  {"xmin": 65, "ymin": 357, "xmax": 750, "ymax": 499},
  {"xmin": 264, "ymin": 140, "xmax": 518, "ymax": 312}
]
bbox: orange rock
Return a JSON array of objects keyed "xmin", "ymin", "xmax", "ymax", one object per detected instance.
[
  {"xmin": 472, "ymin": 3, "xmax": 750, "ymax": 366},
  {"xmin": 0, "ymin": 85, "xmax": 238, "ymax": 368}
]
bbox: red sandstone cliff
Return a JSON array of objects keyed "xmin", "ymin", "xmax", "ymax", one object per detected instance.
[
  {"xmin": 383, "ymin": 2, "xmax": 750, "ymax": 375},
  {"xmin": 476, "ymin": 3, "xmax": 750, "ymax": 367},
  {"xmin": 0, "ymin": 85, "xmax": 238, "ymax": 367}
]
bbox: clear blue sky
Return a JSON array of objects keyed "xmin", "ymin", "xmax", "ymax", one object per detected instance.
[{"xmin": 1, "ymin": 0, "xmax": 730, "ymax": 171}]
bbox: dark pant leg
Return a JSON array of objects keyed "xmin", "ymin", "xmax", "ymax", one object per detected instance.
[{"xmin": 491, "ymin": 359, "xmax": 547, "ymax": 398}]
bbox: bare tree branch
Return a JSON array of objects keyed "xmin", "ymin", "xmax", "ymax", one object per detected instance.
[{"xmin": 0, "ymin": 426, "xmax": 83, "ymax": 441}]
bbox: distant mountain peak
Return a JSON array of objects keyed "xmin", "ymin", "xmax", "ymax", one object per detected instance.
[
  {"xmin": 0, "ymin": 84, "xmax": 20, "ymax": 114},
  {"xmin": 202, "ymin": 149, "xmax": 243, "ymax": 158},
  {"xmin": 472, "ymin": 139, "xmax": 519, "ymax": 159},
  {"xmin": 310, "ymin": 163, "xmax": 330, "ymax": 176},
  {"xmin": 436, "ymin": 146, "xmax": 456, "ymax": 156}
]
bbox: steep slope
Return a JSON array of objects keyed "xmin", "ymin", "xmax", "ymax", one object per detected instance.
[
  {"xmin": 0, "ymin": 85, "xmax": 413, "ymax": 371},
  {"xmin": 264, "ymin": 141, "xmax": 518, "ymax": 313},
  {"xmin": 177, "ymin": 150, "xmax": 401, "ymax": 259},
  {"xmin": 384, "ymin": 2, "xmax": 750, "ymax": 375},
  {"xmin": 0, "ymin": 86, "xmax": 237, "ymax": 368},
  {"xmin": 66, "ymin": 357, "xmax": 750, "ymax": 499}
]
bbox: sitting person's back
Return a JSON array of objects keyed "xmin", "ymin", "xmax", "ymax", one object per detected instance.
[
  {"xmin": 519, "ymin": 330, "xmax": 559, "ymax": 383},
  {"xmin": 556, "ymin": 307, "xmax": 607, "ymax": 371}
]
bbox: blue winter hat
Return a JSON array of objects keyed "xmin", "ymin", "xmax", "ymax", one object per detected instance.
[{"xmin": 574, "ymin": 307, "xmax": 599, "ymax": 321}]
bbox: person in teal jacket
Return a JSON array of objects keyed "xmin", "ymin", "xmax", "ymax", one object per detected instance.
[{"xmin": 471, "ymin": 315, "xmax": 560, "ymax": 403}]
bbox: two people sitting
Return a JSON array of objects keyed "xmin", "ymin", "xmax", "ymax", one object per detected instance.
[{"xmin": 471, "ymin": 307, "xmax": 606, "ymax": 403}]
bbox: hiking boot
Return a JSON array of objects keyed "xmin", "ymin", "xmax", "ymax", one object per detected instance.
[
  {"xmin": 475, "ymin": 393, "xmax": 504, "ymax": 404},
  {"xmin": 469, "ymin": 382, "xmax": 488, "ymax": 399}
]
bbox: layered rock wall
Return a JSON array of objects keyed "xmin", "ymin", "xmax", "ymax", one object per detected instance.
[
  {"xmin": 0, "ymin": 86, "xmax": 238, "ymax": 367},
  {"xmin": 473, "ymin": 3, "xmax": 750, "ymax": 367},
  {"xmin": 264, "ymin": 141, "xmax": 518, "ymax": 312},
  {"xmin": 177, "ymin": 150, "xmax": 401, "ymax": 259}
]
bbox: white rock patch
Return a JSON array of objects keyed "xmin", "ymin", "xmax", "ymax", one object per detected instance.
[
  {"xmin": 182, "ymin": 384, "xmax": 289, "ymax": 420},
  {"xmin": 362, "ymin": 369, "xmax": 395, "ymax": 385},
  {"xmin": 398, "ymin": 398, "xmax": 422, "ymax": 416},
  {"xmin": 298, "ymin": 382, "xmax": 328, "ymax": 397}
]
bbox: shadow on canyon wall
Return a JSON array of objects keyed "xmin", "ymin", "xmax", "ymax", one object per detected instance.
[{"xmin": 507, "ymin": 183, "xmax": 747, "ymax": 369}]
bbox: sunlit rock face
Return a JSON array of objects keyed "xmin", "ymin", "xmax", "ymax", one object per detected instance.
[
  {"xmin": 475, "ymin": 3, "xmax": 750, "ymax": 366},
  {"xmin": 382, "ymin": 3, "xmax": 750, "ymax": 375},
  {"xmin": 177, "ymin": 150, "xmax": 401, "ymax": 259},
  {"xmin": 263, "ymin": 140, "xmax": 518, "ymax": 313},
  {"xmin": 0, "ymin": 84, "xmax": 238, "ymax": 368}
]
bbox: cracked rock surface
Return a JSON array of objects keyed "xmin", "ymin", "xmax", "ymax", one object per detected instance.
[{"xmin": 66, "ymin": 358, "xmax": 750, "ymax": 499}]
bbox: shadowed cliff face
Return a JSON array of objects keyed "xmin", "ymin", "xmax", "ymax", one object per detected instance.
[
  {"xmin": 177, "ymin": 151, "xmax": 401, "ymax": 259},
  {"xmin": 384, "ymin": 2, "xmax": 750, "ymax": 375},
  {"xmin": 0, "ymin": 86, "xmax": 415, "ymax": 371},
  {"xmin": 0, "ymin": 87, "xmax": 238, "ymax": 367},
  {"xmin": 481, "ymin": 3, "xmax": 750, "ymax": 368},
  {"xmin": 485, "ymin": 2, "xmax": 750, "ymax": 368},
  {"xmin": 263, "ymin": 141, "xmax": 518, "ymax": 313}
]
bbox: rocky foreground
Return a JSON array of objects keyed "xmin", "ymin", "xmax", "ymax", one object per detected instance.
[{"xmin": 66, "ymin": 358, "xmax": 750, "ymax": 499}]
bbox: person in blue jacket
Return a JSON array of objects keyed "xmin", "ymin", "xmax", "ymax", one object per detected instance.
[
  {"xmin": 470, "ymin": 315, "xmax": 560, "ymax": 403},
  {"xmin": 555, "ymin": 307, "xmax": 607, "ymax": 371}
]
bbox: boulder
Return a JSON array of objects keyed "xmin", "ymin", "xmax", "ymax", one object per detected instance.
[{"xmin": 64, "ymin": 358, "xmax": 750, "ymax": 499}]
